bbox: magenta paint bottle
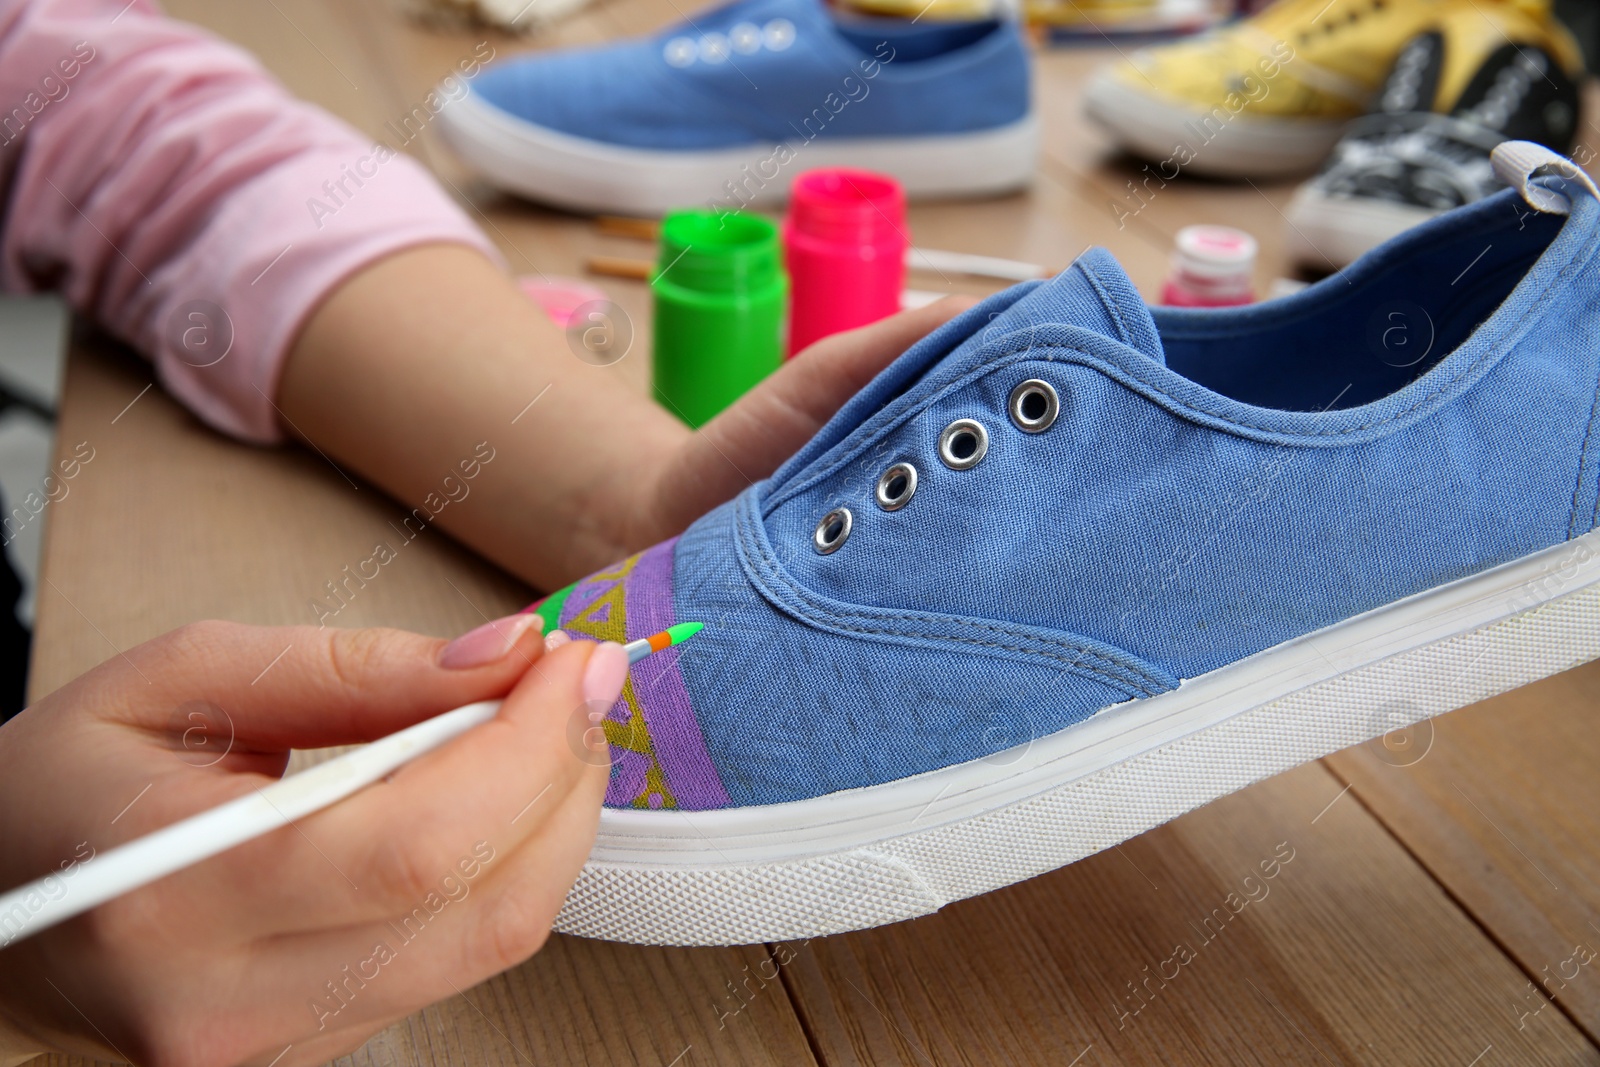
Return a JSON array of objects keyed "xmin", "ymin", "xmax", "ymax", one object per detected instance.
[
  {"xmin": 1160, "ymin": 225, "xmax": 1258, "ymax": 308},
  {"xmin": 783, "ymin": 168, "xmax": 908, "ymax": 356}
]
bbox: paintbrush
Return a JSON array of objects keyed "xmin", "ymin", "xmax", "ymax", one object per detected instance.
[{"xmin": 0, "ymin": 623, "xmax": 705, "ymax": 947}]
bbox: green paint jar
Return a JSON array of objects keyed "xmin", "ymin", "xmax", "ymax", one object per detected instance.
[{"xmin": 651, "ymin": 211, "xmax": 788, "ymax": 428}]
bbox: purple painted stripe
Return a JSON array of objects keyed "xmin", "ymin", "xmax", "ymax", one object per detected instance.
[
  {"xmin": 623, "ymin": 539, "xmax": 731, "ymax": 810},
  {"xmin": 608, "ymin": 748, "xmax": 651, "ymax": 806},
  {"xmin": 557, "ymin": 538, "xmax": 729, "ymax": 810}
]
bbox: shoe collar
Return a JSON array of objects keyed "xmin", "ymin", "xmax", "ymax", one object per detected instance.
[{"xmin": 763, "ymin": 143, "xmax": 1599, "ymax": 513}]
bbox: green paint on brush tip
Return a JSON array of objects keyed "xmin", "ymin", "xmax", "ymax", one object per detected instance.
[{"xmin": 666, "ymin": 621, "xmax": 704, "ymax": 645}]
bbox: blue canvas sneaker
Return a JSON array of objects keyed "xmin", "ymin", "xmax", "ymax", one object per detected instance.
[
  {"xmin": 435, "ymin": 0, "xmax": 1035, "ymax": 214},
  {"xmin": 538, "ymin": 142, "xmax": 1600, "ymax": 946}
]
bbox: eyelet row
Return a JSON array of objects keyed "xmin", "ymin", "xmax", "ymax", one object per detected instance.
[
  {"xmin": 812, "ymin": 377, "xmax": 1061, "ymax": 554},
  {"xmin": 662, "ymin": 19, "xmax": 796, "ymax": 67}
]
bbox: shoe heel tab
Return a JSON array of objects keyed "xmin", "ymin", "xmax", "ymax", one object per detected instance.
[{"xmin": 1492, "ymin": 140, "xmax": 1599, "ymax": 216}]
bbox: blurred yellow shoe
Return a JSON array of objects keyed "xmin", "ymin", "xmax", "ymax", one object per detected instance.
[
  {"xmin": 836, "ymin": 0, "xmax": 1222, "ymax": 31},
  {"xmin": 1027, "ymin": 0, "xmax": 1160, "ymax": 25},
  {"xmin": 1283, "ymin": 0, "xmax": 1582, "ymax": 266},
  {"xmin": 835, "ymin": 0, "xmax": 995, "ymax": 18},
  {"xmin": 1027, "ymin": 0, "xmax": 1214, "ymax": 30},
  {"xmin": 1083, "ymin": 0, "xmax": 1570, "ymax": 177}
]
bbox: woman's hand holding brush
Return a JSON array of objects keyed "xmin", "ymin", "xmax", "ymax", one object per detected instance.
[{"xmin": 0, "ymin": 617, "xmax": 617, "ymax": 1067}]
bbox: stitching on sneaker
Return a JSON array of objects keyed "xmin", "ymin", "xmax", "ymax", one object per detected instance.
[
  {"xmin": 733, "ymin": 492, "xmax": 1175, "ymax": 696},
  {"xmin": 1572, "ymin": 373, "xmax": 1600, "ymax": 538}
]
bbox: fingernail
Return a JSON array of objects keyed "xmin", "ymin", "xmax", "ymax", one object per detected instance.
[
  {"xmin": 439, "ymin": 613, "xmax": 543, "ymax": 670},
  {"xmin": 582, "ymin": 641, "xmax": 630, "ymax": 706},
  {"xmin": 544, "ymin": 629, "xmax": 571, "ymax": 651}
]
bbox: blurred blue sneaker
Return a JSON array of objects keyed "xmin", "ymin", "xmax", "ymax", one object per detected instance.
[
  {"xmin": 538, "ymin": 143, "xmax": 1600, "ymax": 945},
  {"xmin": 437, "ymin": 0, "xmax": 1034, "ymax": 214}
]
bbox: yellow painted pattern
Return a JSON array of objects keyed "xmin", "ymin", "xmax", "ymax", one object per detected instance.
[{"xmin": 564, "ymin": 551, "xmax": 678, "ymax": 809}]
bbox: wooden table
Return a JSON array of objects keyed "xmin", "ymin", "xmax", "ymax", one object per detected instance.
[{"xmin": 30, "ymin": 2, "xmax": 1600, "ymax": 1063}]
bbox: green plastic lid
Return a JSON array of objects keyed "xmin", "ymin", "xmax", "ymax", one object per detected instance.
[{"xmin": 655, "ymin": 211, "xmax": 783, "ymax": 295}]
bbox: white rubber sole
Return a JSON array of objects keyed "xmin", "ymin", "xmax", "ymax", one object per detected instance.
[
  {"xmin": 555, "ymin": 529, "xmax": 1600, "ymax": 945},
  {"xmin": 1083, "ymin": 74, "xmax": 1347, "ymax": 178},
  {"xmin": 436, "ymin": 90, "xmax": 1038, "ymax": 214},
  {"xmin": 1285, "ymin": 186, "xmax": 1442, "ymax": 269}
]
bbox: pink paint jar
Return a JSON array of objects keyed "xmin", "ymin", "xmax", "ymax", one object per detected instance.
[
  {"xmin": 783, "ymin": 168, "xmax": 908, "ymax": 356},
  {"xmin": 1160, "ymin": 225, "xmax": 1258, "ymax": 308}
]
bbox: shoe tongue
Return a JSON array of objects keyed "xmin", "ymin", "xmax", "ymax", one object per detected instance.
[{"xmin": 994, "ymin": 247, "xmax": 1165, "ymax": 363}]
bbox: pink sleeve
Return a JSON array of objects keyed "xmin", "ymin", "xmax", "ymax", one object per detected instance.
[{"xmin": 0, "ymin": 0, "xmax": 501, "ymax": 443}]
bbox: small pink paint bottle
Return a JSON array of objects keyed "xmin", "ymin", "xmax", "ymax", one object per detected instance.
[
  {"xmin": 783, "ymin": 168, "xmax": 908, "ymax": 356},
  {"xmin": 1160, "ymin": 225, "xmax": 1258, "ymax": 308}
]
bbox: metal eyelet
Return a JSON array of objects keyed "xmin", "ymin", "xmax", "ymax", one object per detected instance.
[
  {"xmin": 938, "ymin": 419, "xmax": 988, "ymax": 470},
  {"xmin": 813, "ymin": 507, "xmax": 852, "ymax": 554},
  {"xmin": 1008, "ymin": 379, "xmax": 1059, "ymax": 433},
  {"xmin": 875, "ymin": 462, "xmax": 918, "ymax": 512}
]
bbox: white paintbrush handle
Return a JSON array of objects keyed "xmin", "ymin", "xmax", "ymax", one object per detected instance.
[
  {"xmin": 0, "ymin": 699, "xmax": 502, "ymax": 947},
  {"xmin": 906, "ymin": 246, "xmax": 1048, "ymax": 282}
]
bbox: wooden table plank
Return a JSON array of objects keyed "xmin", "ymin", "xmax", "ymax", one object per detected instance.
[
  {"xmin": 339, "ymin": 939, "xmax": 817, "ymax": 1067},
  {"xmin": 1327, "ymin": 661, "xmax": 1600, "ymax": 1046},
  {"xmin": 28, "ymin": 339, "xmax": 532, "ymax": 698},
  {"xmin": 778, "ymin": 760, "xmax": 1600, "ymax": 1066}
]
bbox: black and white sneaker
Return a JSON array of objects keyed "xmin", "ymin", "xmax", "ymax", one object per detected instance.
[{"xmin": 1285, "ymin": 9, "xmax": 1583, "ymax": 270}]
